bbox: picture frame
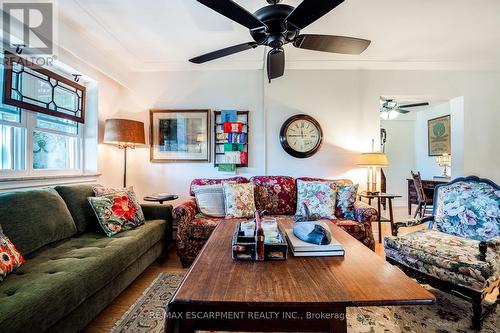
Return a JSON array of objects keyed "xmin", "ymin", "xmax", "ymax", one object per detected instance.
[
  {"xmin": 428, "ymin": 115, "xmax": 451, "ymax": 156},
  {"xmin": 150, "ymin": 109, "xmax": 210, "ymax": 162}
]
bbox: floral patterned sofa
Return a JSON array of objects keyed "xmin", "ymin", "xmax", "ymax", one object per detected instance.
[
  {"xmin": 384, "ymin": 176, "xmax": 499, "ymax": 330},
  {"xmin": 174, "ymin": 176, "xmax": 378, "ymax": 267}
]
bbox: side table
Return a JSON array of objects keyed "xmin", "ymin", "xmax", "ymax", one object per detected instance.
[
  {"xmin": 143, "ymin": 194, "xmax": 178, "ymax": 243},
  {"xmin": 358, "ymin": 191, "xmax": 402, "ymax": 243},
  {"xmin": 143, "ymin": 194, "xmax": 179, "ymax": 204}
]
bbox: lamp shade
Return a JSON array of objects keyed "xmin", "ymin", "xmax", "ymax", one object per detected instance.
[
  {"xmin": 104, "ymin": 119, "xmax": 145, "ymax": 146},
  {"xmin": 357, "ymin": 152, "xmax": 389, "ymax": 167}
]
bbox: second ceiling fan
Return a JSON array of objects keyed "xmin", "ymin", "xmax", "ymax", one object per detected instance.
[{"xmin": 189, "ymin": 0, "xmax": 371, "ymax": 82}]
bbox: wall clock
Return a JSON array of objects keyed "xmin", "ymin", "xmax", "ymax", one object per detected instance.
[{"xmin": 279, "ymin": 114, "xmax": 323, "ymax": 158}]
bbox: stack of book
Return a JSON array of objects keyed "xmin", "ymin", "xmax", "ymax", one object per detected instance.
[{"xmin": 285, "ymin": 225, "xmax": 344, "ymax": 257}]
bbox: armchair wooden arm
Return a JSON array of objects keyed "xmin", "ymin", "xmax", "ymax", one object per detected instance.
[{"xmin": 392, "ymin": 215, "xmax": 435, "ymax": 236}]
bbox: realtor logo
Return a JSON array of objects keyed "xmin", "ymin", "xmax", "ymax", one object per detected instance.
[{"xmin": 2, "ymin": 2, "xmax": 54, "ymax": 55}]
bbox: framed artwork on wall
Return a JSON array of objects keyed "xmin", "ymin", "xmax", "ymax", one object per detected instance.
[
  {"xmin": 150, "ymin": 109, "xmax": 210, "ymax": 162},
  {"xmin": 428, "ymin": 115, "xmax": 451, "ymax": 156}
]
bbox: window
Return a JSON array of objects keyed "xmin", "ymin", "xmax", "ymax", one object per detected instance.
[
  {"xmin": 4, "ymin": 52, "xmax": 86, "ymax": 123},
  {"xmin": 0, "ymin": 54, "xmax": 84, "ymax": 176}
]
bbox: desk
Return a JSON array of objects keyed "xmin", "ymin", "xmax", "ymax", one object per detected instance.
[{"xmin": 407, "ymin": 178, "xmax": 448, "ymax": 215}]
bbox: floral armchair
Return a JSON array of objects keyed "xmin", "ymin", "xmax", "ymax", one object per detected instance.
[
  {"xmin": 384, "ymin": 176, "xmax": 500, "ymax": 330},
  {"xmin": 174, "ymin": 176, "xmax": 378, "ymax": 267}
]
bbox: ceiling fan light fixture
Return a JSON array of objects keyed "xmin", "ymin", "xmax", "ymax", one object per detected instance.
[
  {"xmin": 388, "ymin": 110, "xmax": 399, "ymax": 120},
  {"xmin": 380, "ymin": 110, "xmax": 389, "ymax": 120}
]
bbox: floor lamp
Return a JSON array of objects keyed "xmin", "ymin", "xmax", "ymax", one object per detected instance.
[
  {"xmin": 358, "ymin": 152, "xmax": 389, "ymax": 194},
  {"xmin": 104, "ymin": 119, "xmax": 145, "ymax": 187}
]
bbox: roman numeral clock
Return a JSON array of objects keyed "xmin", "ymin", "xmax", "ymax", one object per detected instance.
[{"xmin": 279, "ymin": 114, "xmax": 323, "ymax": 158}]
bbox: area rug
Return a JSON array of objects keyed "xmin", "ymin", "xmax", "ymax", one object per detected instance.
[{"xmin": 110, "ymin": 272, "xmax": 499, "ymax": 333}]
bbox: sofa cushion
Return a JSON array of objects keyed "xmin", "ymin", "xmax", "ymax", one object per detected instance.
[
  {"xmin": 0, "ymin": 226, "xmax": 25, "ymax": 282},
  {"xmin": 93, "ymin": 185, "xmax": 145, "ymax": 223},
  {"xmin": 0, "ymin": 219, "xmax": 166, "ymax": 332},
  {"xmin": 0, "ymin": 189, "xmax": 77, "ymax": 255},
  {"xmin": 434, "ymin": 180, "xmax": 500, "ymax": 241},
  {"xmin": 192, "ymin": 184, "xmax": 225, "ymax": 218},
  {"xmin": 296, "ymin": 180, "xmax": 337, "ymax": 219},
  {"xmin": 189, "ymin": 177, "xmax": 249, "ymax": 196},
  {"xmin": 223, "ymin": 182, "xmax": 256, "ymax": 218},
  {"xmin": 251, "ymin": 176, "xmax": 296, "ymax": 215},
  {"xmin": 296, "ymin": 177, "xmax": 353, "ymax": 186},
  {"xmin": 335, "ymin": 184, "xmax": 359, "ymax": 219},
  {"xmin": 55, "ymin": 184, "xmax": 98, "ymax": 234},
  {"xmin": 88, "ymin": 192, "xmax": 145, "ymax": 237},
  {"xmin": 384, "ymin": 229, "xmax": 500, "ymax": 291}
]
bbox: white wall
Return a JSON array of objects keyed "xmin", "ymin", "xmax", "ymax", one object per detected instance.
[
  {"xmin": 415, "ymin": 102, "xmax": 454, "ymax": 178},
  {"xmin": 98, "ymin": 70, "xmax": 265, "ymax": 199},
  {"xmin": 381, "ymin": 114, "xmax": 416, "ymax": 206},
  {"xmin": 96, "ymin": 69, "xmax": 500, "ymax": 199}
]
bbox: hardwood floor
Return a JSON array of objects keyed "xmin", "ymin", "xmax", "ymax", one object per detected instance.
[{"xmin": 82, "ymin": 206, "xmax": 421, "ymax": 333}]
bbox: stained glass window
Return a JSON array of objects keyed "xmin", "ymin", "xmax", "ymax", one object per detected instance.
[{"xmin": 3, "ymin": 52, "xmax": 86, "ymax": 123}]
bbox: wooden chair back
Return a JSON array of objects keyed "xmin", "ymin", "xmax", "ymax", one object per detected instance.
[{"xmin": 411, "ymin": 171, "xmax": 427, "ymax": 203}]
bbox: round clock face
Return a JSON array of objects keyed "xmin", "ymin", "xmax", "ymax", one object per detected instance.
[{"xmin": 280, "ymin": 115, "xmax": 323, "ymax": 158}]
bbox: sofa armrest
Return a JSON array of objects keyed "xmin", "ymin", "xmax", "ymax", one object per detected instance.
[
  {"xmin": 353, "ymin": 200, "xmax": 378, "ymax": 223},
  {"xmin": 172, "ymin": 199, "xmax": 197, "ymax": 231},
  {"xmin": 141, "ymin": 204, "xmax": 173, "ymax": 221},
  {"xmin": 392, "ymin": 216, "xmax": 434, "ymax": 236}
]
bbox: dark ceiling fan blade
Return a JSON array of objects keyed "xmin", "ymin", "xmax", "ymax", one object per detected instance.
[
  {"xmin": 267, "ymin": 48, "xmax": 285, "ymax": 82},
  {"xmin": 398, "ymin": 102, "xmax": 430, "ymax": 108},
  {"xmin": 286, "ymin": 0, "xmax": 344, "ymax": 30},
  {"xmin": 293, "ymin": 34, "xmax": 371, "ymax": 54},
  {"xmin": 189, "ymin": 42, "xmax": 259, "ymax": 64},
  {"xmin": 395, "ymin": 108, "xmax": 411, "ymax": 114},
  {"xmin": 197, "ymin": 0, "xmax": 267, "ymax": 30}
]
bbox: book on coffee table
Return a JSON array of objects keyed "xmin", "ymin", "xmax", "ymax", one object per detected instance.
[{"xmin": 285, "ymin": 225, "xmax": 345, "ymax": 257}]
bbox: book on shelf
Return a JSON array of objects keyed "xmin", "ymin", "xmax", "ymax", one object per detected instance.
[{"xmin": 285, "ymin": 225, "xmax": 344, "ymax": 257}]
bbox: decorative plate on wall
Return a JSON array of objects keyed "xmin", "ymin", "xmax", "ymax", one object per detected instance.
[{"xmin": 279, "ymin": 114, "xmax": 323, "ymax": 158}]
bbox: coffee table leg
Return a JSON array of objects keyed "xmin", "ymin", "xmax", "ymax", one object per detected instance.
[{"xmin": 329, "ymin": 307, "xmax": 347, "ymax": 333}]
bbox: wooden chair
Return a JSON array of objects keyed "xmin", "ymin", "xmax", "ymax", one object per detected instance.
[{"xmin": 411, "ymin": 171, "xmax": 433, "ymax": 218}]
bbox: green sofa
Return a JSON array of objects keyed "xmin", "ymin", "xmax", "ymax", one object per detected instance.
[{"xmin": 0, "ymin": 184, "xmax": 172, "ymax": 333}]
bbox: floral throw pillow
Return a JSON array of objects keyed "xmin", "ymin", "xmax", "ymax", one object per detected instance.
[
  {"xmin": 296, "ymin": 180, "xmax": 337, "ymax": 219},
  {"xmin": 222, "ymin": 182, "xmax": 256, "ymax": 218},
  {"xmin": 0, "ymin": 225, "xmax": 25, "ymax": 282},
  {"xmin": 88, "ymin": 192, "xmax": 143, "ymax": 237},
  {"xmin": 93, "ymin": 185, "xmax": 145, "ymax": 223},
  {"xmin": 335, "ymin": 184, "xmax": 359, "ymax": 220}
]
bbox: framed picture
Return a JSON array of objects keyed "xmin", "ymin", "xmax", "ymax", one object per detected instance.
[
  {"xmin": 150, "ymin": 109, "xmax": 210, "ymax": 162},
  {"xmin": 428, "ymin": 115, "xmax": 451, "ymax": 156}
]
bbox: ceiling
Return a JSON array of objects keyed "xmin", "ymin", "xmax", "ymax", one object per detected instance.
[{"xmin": 57, "ymin": 0, "xmax": 500, "ymax": 74}]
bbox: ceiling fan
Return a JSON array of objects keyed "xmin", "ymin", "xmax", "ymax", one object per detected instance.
[
  {"xmin": 380, "ymin": 99, "xmax": 430, "ymax": 120},
  {"xmin": 189, "ymin": 0, "xmax": 371, "ymax": 82}
]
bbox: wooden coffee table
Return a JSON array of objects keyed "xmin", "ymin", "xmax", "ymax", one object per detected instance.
[{"xmin": 165, "ymin": 217, "xmax": 434, "ymax": 333}]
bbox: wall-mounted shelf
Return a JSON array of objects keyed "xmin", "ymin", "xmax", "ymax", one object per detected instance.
[{"xmin": 213, "ymin": 110, "xmax": 249, "ymax": 168}]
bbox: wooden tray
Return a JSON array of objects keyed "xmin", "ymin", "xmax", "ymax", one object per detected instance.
[{"xmin": 231, "ymin": 222, "xmax": 288, "ymax": 261}]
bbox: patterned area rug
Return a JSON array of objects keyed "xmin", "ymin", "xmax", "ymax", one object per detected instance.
[{"xmin": 110, "ymin": 272, "xmax": 499, "ymax": 333}]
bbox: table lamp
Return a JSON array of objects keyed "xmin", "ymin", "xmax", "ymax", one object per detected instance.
[
  {"xmin": 436, "ymin": 153, "xmax": 451, "ymax": 178},
  {"xmin": 104, "ymin": 119, "xmax": 145, "ymax": 187},
  {"xmin": 358, "ymin": 152, "xmax": 389, "ymax": 194}
]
